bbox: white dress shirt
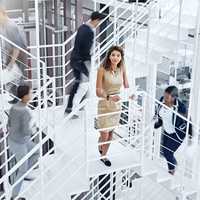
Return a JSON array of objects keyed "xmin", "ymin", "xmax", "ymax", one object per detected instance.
[{"xmin": 159, "ymin": 106, "xmax": 176, "ymax": 134}]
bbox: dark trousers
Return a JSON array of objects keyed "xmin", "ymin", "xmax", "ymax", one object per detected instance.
[
  {"xmin": 99, "ymin": 172, "xmax": 116, "ymax": 200},
  {"xmin": 65, "ymin": 68, "xmax": 81, "ymax": 112},
  {"xmin": 162, "ymin": 131, "xmax": 183, "ymax": 171}
]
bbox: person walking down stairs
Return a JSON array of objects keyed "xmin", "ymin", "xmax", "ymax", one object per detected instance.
[{"xmin": 64, "ymin": 11, "xmax": 105, "ymax": 118}]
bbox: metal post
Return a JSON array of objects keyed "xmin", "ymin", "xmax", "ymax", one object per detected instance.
[
  {"xmin": 130, "ymin": 2, "xmax": 138, "ymax": 91},
  {"xmin": 187, "ymin": 2, "xmax": 200, "ymax": 199},
  {"xmin": 35, "ymin": 0, "xmax": 44, "ymax": 199},
  {"xmin": 64, "ymin": 0, "xmax": 72, "ymax": 40},
  {"xmin": 94, "ymin": 0, "xmax": 97, "ymax": 11},
  {"xmin": 173, "ymin": 0, "xmax": 183, "ymax": 85},
  {"xmin": 0, "ymin": 38, "xmax": 9, "ymax": 200},
  {"xmin": 62, "ymin": 43, "xmax": 66, "ymax": 103},
  {"xmin": 22, "ymin": 0, "xmax": 29, "ymax": 22},
  {"xmin": 113, "ymin": 0, "xmax": 118, "ymax": 45},
  {"xmin": 75, "ymin": 0, "xmax": 83, "ymax": 29},
  {"xmin": 145, "ymin": 2, "xmax": 153, "ymax": 97},
  {"xmin": 39, "ymin": 0, "xmax": 47, "ymax": 57},
  {"xmin": 145, "ymin": 2, "xmax": 156, "ymax": 158},
  {"xmin": 54, "ymin": 0, "xmax": 64, "ymax": 105},
  {"xmin": 46, "ymin": 0, "xmax": 54, "ymax": 76},
  {"xmin": 38, "ymin": 1, "xmax": 48, "ymax": 111},
  {"xmin": 49, "ymin": 76, "xmax": 56, "ymax": 158},
  {"xmin": 99, "ymin": 3, "xmax": 110, "ymax": 59},
  {"xmin": 188, "ymin": 0, "xmax": 200, "ymax": 131},
  {"xmin": 141, "ymin": 93, "xmax": 147, "ymax": 174},
  {"xmin": 110, "ymin": 172, "xmax": 114, "ymax": 199},
  {"xmin": 84, "ymin": 104, "xmax": 89, "ymax": 177},
  {"xmin": 63, "ymin": 0, "xmax": 73, "ymax": 97},
  {"xmin": 139, "ymin": 93, "xmax": 147, "ymax": 200}
]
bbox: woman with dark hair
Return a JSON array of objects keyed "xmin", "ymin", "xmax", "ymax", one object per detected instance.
[
  {"xmin": 154, "ymin": 86, "xmax": 192, "ymax": 175},
  {"xmin": 8, "ymin": 85, "xmax": 38, "ymax": 200},
  {"xmin": 96, "ymin": 46, "xmax": 129, "ymax": 167}
]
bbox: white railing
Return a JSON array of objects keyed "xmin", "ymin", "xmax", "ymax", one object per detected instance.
[
  {"xmin": 25, "ymin": 1, "xmax": 184, "ymax": 199},
  {"xmin": 19, "ymin": 100, "xmax": 88, "ymax": 200},
  {"xmin": 9, "ymin": 1, "xmax": 158, "ymax": 196},
  {"xmin": 0, "ymin": 0, "xmax": 199, "ymax": 199},
  {"xmin": 140, "ymin": 91, "xmax": 200, "ymax": 199},
  {"xmin": 0, "ymin": 33, "xmax": 57, "ymax": 199},
  {"xmin": 67, "ymin": 90, "xmax": 200, "ymax": 200},
  {"xmin": 27, "ymin": 0, "xmax": 157, "ymax": 107}
]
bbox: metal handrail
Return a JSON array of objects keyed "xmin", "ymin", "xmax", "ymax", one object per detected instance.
[
  {"xmin": 93, "ymin": 2, "xmax": 158, "ymax": 60},
  {"xmin": 0, "ymin": 0, "xmax": 197, "ymax": 199},
  {"xmin": 0, "ymin": 34, "xmax": 44, "ymax": 66}
]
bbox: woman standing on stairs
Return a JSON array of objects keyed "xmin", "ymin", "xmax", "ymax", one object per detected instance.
[{"xmin": 96, "ymin": 46, "xmax": 129, "ymax": 167}]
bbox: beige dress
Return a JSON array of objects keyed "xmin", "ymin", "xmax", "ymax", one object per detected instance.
[{"xmin": 97, "ymin": 67, "xmax": 122, "ymax": 130}]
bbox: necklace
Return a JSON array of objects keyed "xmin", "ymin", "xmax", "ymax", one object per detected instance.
[{"xmin": 110, "ymin": 68, "xmax": 117, "ymax": 76}]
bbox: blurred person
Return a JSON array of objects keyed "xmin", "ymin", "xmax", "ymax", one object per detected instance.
[
  {"xmin": 0, "ymin": 6, "xmax": 27, "ymax": 104},
  {"xmin": 64, "ymin": 11, "xmax": 105, "ymax": 118},
  {"xmin": 96, "ymin": 46, "xmax": 129, "ymax": 167},
  {"xmin": 154, "ymin": 86, "xmax": 192, "ymax": 175},
  {"xmin": 8, "ymin": 85, "xmax": 39, "ymax": 200}
]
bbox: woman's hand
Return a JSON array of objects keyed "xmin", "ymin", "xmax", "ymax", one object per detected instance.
[
  {"xmin": 109, "ymin": 95, "xmax": 121, "ymax": 102},
  {"xmin": 129, "ymin": 94, "xmax": 135, "ymax": 100}
]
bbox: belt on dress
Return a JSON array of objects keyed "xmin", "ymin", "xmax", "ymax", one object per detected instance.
[{"xmin": 99, "ymin": 93, "xmax": 120, "ymax": 101}]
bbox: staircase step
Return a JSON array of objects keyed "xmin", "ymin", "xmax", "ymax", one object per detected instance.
[
  {"xmin": 88, "ymin": 147, "xmax": 141, "ymax": 177},
  {"xmin": 20, "ymin": 113, "xmax": 90, "ymax": 199},
  {"xmin": 21, "ymin": 150, "xmax": 89, "ymax": 199},
  {"xmin": 181, "ymin": 178, "xmax": 198, "ymax": 197},
  {"xmin": 119, "ymin": 176, "xmax": 176, "ymax": 200},
  {"xmin": 141, "ymin": 158, "xmax": 158, "ymax": 179},
  {"xmin": 156, "ymin": 167, "xmax": 172, "ymax": 183}
]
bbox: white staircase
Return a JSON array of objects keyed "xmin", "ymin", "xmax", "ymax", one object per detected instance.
[{"xmin": 0, "ymin": 0, "xmax": 200, "ymax": 200}]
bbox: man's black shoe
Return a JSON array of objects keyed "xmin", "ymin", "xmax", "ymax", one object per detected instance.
[{"xmin": 64, "ymin": 108, "xmax": 72, "ymax": 114}]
